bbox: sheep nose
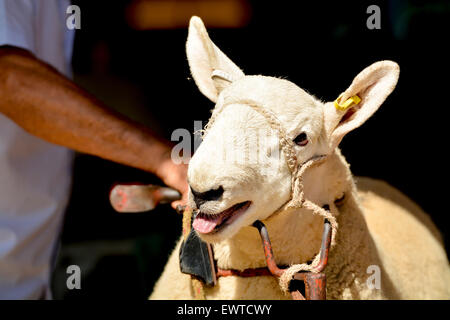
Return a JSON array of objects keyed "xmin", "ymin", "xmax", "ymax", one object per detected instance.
[{"xmin": 190, "ymin": 185, "xmax": 224, "ymax": 208}]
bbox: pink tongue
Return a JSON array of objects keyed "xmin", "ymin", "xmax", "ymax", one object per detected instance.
[{"xmin": 193, "ymin": 214, "xmax": 224, "ymax": 233}]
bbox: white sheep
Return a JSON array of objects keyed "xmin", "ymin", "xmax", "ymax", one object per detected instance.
[{"xmin": 150, "ymin": 16, "xmax": 450, "ymax": 300}]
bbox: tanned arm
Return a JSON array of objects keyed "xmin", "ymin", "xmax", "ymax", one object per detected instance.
[{"xmin": 0, "ymin": 45, "xmax": 187, "ymax": 208}]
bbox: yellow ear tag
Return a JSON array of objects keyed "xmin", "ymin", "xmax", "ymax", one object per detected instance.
[{"xmin": 334, "ymin": 94, "xmax": 361, "ymax": 111}]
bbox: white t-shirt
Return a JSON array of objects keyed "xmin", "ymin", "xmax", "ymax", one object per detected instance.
[{"xmin": 0, "ymin": 0, "xmax": 75, "ymax": 299}]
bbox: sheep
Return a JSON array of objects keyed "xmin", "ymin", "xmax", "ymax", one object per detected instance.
[{"xmin": 150, "ymin": 16, "xmax": 450, "ymax": 300}]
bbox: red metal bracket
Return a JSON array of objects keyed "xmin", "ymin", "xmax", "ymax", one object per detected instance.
[{"xmin": 252, "ymin": 216, "xmax": 332, "ymax": 300}]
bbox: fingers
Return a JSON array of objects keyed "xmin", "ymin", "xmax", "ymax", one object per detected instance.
[
  {"xmin": 155, "ymin": 155, "xmax": 189, "ymax": 212},
  {"xmin": 159, "ymin": 162, "xmax": 188, "ymax": 195},
  {"xmin": 171, "ymin": 192, "xmax": 188, "ymax": 212},
  {"xmin": 172, "ymin": 202, "xmax": 187, "ymax": 214}
]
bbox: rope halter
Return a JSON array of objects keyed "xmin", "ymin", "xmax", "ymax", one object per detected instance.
[{"xmin": 200, "ymin": 97, "xmax": 339, "ymax": 294}]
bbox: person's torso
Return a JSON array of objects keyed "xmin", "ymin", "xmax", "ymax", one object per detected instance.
[{"xmin": 0, "ymin": 0, "xmax": 75, "ymax": 299}]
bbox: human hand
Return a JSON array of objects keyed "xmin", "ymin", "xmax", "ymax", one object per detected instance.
[{"xmin": 156, "ymin": 156, "xmax": 189, "ymax": 211}]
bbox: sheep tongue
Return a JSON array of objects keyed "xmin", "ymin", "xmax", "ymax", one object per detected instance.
[{"xmin": 193, "ymin": 213, "xmax": 224, "ymax": 233}]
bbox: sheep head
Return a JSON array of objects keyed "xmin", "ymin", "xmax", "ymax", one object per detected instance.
[{"xmin": 186, "ymin": 16, "xmax": 399, "ymax": 243}]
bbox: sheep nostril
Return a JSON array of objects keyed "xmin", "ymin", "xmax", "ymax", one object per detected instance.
[{"xmin": 190, "ymin": 185, "xmax": 224, "ymax": 208}]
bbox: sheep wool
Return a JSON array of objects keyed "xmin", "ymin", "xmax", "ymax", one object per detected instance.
[{"xmin": 150, "ymin": 16, "xmax": 450, "ymax": 300}]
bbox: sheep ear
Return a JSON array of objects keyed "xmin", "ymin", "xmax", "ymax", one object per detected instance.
[
  {"xmin": 186, "ymin": 16, "xmax": 245, "ymax": 102},
  {"xmin": 324, "ymin": 60, "xmax": 400, "ymax": 150}
]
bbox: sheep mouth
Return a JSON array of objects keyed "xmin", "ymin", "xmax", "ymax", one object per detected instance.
[{"xmin": 192, "ymin": 201, "xmax": 252, "ymax": 234}]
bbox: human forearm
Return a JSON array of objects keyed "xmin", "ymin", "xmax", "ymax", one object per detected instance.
[{"xmin": 0, "ymin": 46, "xmax": 174, "ymax": 176}]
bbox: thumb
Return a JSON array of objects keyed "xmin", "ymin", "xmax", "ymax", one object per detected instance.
[{"xmin": 171, "ymin": 192, "xmax": 188, "ymax": 211}]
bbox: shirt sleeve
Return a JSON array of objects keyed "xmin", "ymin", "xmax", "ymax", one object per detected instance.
[{"xmin": 0, "ymin": 0, "xmax": 36, "ymax": 54}]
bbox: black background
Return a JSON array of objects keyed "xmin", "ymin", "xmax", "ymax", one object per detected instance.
[{"xmin": 52, "ymin": 0, "xmax": 450, "ymax": 299}]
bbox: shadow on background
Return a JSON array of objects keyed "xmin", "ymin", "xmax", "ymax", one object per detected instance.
[{"xmin": 52, "ymin": 0, "xmax": 450, "ymax": 299}]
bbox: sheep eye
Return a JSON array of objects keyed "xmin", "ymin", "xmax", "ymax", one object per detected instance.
[{"xmin": 293, "ymin": 132, "xmax": 308, "ymax": 146}]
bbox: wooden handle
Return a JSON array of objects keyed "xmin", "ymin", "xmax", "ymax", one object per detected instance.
[{"xmin": 110, "ymin": 184, "xmax": 181, "ymax": 213}]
